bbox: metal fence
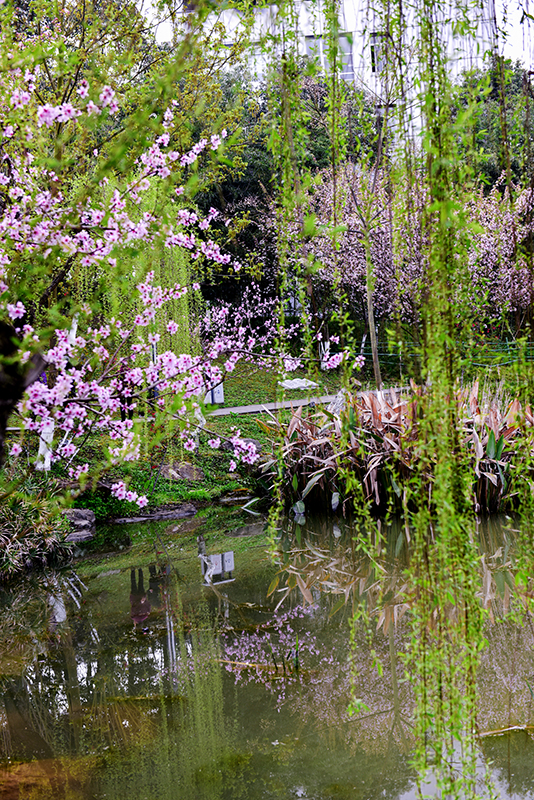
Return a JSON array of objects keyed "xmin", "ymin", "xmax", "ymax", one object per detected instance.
[{"xmin": 359, "ymin": 341, "xmax": 534, "ymax": 377}]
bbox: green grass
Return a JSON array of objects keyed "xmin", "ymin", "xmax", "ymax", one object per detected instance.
[{"xmin": 222, "ymin": 363, "xmax": 340, "ymax": 407}]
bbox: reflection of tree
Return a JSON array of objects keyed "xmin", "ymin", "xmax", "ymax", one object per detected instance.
[
  {"xmin": 219, "ymin": 597, "xmax": 415, "ymax": 758},
  {"xmin": 1, "ymin": 679, "xmax": 66, "ymax": 798},
  {"xmin": 275, "ymin": 516, "xmax": 522, "ymax": 629},
  {"xmin": 270, "ymin": 518, "xmax": 534, "ymax": 754},
  {"xmin": 477, "ymin": 620, "xmax": 534, "ymax": 736},
  {"xmin": 272, "ymin": 520, "xmax": 412, "ymax": 630},
  {"xmin": 97, "ymin": 629, "xmax": 237, "ymax": 800},
  {"xmin": 480, "ymin": 731, "xmax": 534, "ymax": 797},
  {"xmin": 0, "ymin": 566, "xmax": 244, "ymax": 800},
  {"xmin": 3, "ymin": 679, "xmax": 54, "ymax": 761}
]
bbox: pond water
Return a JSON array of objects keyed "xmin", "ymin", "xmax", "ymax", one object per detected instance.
[{"xmin": 1, "ymin": 509, "xmax": 534, "ymax": 799}]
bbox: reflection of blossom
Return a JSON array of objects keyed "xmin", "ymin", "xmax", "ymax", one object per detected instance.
[
  {"xmin": 220, "ymin": 599, "xmax": 415, "ymax": 754},
  {"xmin": 220, "ymin": 605, "xmax": 322, "ymax": 709}
]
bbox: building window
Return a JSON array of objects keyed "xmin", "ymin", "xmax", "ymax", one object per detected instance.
[
  {"xmin": 304, "ymin": 33, "xmax": 354, "ymax": 81},
  {"xmin": 370, "ymin": 32, "xmax": 386, "ymax": 74},
  {"xmin": 338, "ymin": 34, "xmax": 354, "ymax": 80}
]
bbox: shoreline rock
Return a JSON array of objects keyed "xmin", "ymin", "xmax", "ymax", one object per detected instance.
[
  {"xmin": 64, "ymin": 509, "xmax": 96, "ymax": 543},
  {"xmin": 113, "ymin": 502, "xmax": 197, "ymax": 524}
]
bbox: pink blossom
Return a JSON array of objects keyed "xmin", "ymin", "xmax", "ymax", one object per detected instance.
[
  {"xmin": 184, "ymin": 438, "xmax": 196, "ymax": 452},
  {"xmin": 99, "ymin": 85, "xmax": 115, "ymax": 107},
  {"xmin": 37, "ymin": 104, "xmax": 57, "ymax": 126},
  {"xmin": 324, "ymin": 352, "xmax": 344, "ymax": 370},
  {"xmin": 68, "ymin": 463, "xmax": 89, "ymax": 479},
  {"xmin": 10, "ymin": 443, "xmax": 22, "ymax": 457},
  {"xmin": 111, "ymin": 481, "xmax": 127, "ymax": 500},
  {"xmin": 7, "ymin": 301, "xmax": 25, "ymax": 319},
  {"xmin": 283, "ymin": 356, "xmax": 301, "ymax": 372},
  {"xmin": 56, "ymin": 103, "xmax": 81, "ymax": 123},
  {"xmin": 86, "ymin": 101, "xmax": 101, "ymax": 116},
  {"xmin": 11, "ymin": 89, "xmax": 30, "ymax": 108},
  {"xmin": 77, "ymin": 79, "xmax": 89, "ymax": 98},
  {"xmin": 229, "ymin": 459, "xmax": 236, "ymax": 472},
  {"xmin": 59, "ymin": 443, "xmax": 77, "ymax": 458}
]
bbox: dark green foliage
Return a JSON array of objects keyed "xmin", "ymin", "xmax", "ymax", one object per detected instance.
[
  {"xmin": 454, "ymin": 57, "xmax": 534, "ymax": 187},
  {"xmin": 77, "ymin": 489, "xmax": 135, "ymax": 522}
]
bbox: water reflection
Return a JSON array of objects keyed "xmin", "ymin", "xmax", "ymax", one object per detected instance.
[
  {"xmin": 270, "ymin": 514, "xmax": 534, "ymax": 795},
  {"xmin": 274, "ymin": 514, "xmax": 522, "ymax": 627},
  {"xmin": 0, "ymin": 515, "xmax": 533, "ymax": 798},
  {"xmin": 0, "ymin": 561, "xmax": 235, "ymax": 800}
]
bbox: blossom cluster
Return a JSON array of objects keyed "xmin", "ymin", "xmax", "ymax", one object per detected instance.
[
  {"xmin": 0, "ymin": 63, "xmax": 270, "ymax": 497},
  {"xmin": 9, "ymin": 271, "xmax": 275, "ymax": 501},
  {"xmin": 248, "ymin": 165, "xmax": 534, "ymax": 330},
  {"xmin": 0, "ymin": 63, "xmax": 238, "ymax": 322},
  {"xmin": 0, "ymin": 54, "xmax": 357, "ymax": 500},
  {"xmin": 197, "ymin": 283, "xmax": 302, "ymax": 372}
]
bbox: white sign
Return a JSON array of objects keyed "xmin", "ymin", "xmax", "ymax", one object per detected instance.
[
  {"xmin": 223, "ymin": 551, "xmax": 234, "ymax": 572},
  {"xmin": 204, "ymin": 383, "xmax": 225, "ymax": 405},
  {"xmin": 209, "ymin": 554, "xmax": 222, "ymax": 574}
]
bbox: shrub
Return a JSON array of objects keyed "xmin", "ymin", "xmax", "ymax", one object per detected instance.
[{"xmin": 0, "ymin": 489, "xmax": 71, "ymax": 581}]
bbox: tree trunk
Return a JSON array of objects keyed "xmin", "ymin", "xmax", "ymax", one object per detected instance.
[
  {"xmin": 364, "ymin": 238, "xmax": 383, "ymax": 390},
  {"xmin": 0, "ymin": 321, "xmax": 45, "ymax": 468}
]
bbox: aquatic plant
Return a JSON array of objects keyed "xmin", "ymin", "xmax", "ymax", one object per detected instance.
[{"xmin": 261, "ymin": 381, "xmax": 531, "ymax": 516}]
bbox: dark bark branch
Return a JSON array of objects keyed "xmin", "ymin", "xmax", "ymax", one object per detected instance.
[
  {"xmin": 37, "ymin": 256, "xmax": 76, "ymax": 311},
  {"xmin": 0, "ymin": 321, "xmax": 45, "ymax": 469}
]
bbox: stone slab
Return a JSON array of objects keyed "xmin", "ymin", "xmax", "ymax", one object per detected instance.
[
  {"xmin": 114, "ymin": 503, "xmax": 197, "ymax": 524},
  {"xmin": 159, "ymin": 462, "xmax": 205, "ymax": 482},
  {"xmin": 64, "ymin": 508, "xmax": 96, "ymax": 542}
]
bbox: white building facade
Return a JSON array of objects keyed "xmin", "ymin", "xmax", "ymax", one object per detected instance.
[{"xmin": 185, "ymin": 0, "xmax": 518, "ymax": 144}]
